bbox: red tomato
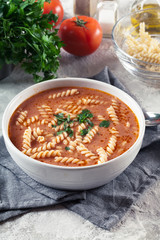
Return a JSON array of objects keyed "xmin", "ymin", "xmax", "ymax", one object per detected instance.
[
  {"xmin": 58, "ymin": 16, "xmax": 103, "ymax": 56},
  {"xmin": 43, "ymin": 0, "xmax": 64, "ymax": 28}
]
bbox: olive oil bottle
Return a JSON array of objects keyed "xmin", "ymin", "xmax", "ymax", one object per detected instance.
[{"xmin": 131, "ymin": 0, "xmax": 160, "ymax": 33}]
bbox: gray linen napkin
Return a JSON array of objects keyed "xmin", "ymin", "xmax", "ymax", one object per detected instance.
[
  {"xmin": 0, "ymin": 135, "xmax": 86, "ymax": 221},
  {"xmin": 0, "ymin": 67, "xmax": 160, "ymax": 230}
]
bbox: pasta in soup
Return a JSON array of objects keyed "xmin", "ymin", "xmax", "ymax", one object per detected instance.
[{"xmin": 9, "ymin": 87, "xmax": 139, "ymax": 167}]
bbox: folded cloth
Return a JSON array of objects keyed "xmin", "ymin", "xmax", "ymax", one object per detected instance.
[
  {"xmin": 0, "ymin": 137, "xmax": 86, "ymax": 222},
  {"xmin": 0, "ymin": 67, "xmax": 160, "ymax": 230}
]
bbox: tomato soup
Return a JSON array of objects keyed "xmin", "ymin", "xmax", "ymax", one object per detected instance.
[{"xmin": 9, "ymin": 87, "xmax": 139, "ymax": 167}]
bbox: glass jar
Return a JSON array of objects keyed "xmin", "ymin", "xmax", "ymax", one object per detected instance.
[{"xmin": 96, "ymin": 0, "xmax": 118, "ymax": 38}]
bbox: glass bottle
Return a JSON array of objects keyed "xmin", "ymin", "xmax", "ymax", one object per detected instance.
[
  {"xmin": 131, "ymin": 0, "xmax": 160, "ymax": 33},
  {"xmin": 131, "ymin": 0, "xmax": 160, "ymax": 11}
]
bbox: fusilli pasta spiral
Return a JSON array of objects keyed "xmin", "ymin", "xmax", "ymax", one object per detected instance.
[
  {"xmin": 55, "ymin": 108, "xmax": 76, "ymax": 119},
  {"xmin": 68, "ymin": 134, "xmax": 82, "ymax": 152},
  {"xmin": 37, "ymin": 119, "xmax": 49, "ymax": 126},
  {"xmin": 31, "ymin": 127, "xmax": 43, "ymax": 140},
  {"xmin": 77, "ymin": 143, "xmax": 98, "ymax": 160},
  {"xmin": 16, "ymin": 111, "xmax": 28, "ymax": 125},
  {"xmin": 77, "ymin": 123, "xmax": 87, "ymax": 133},
  {"xmin": 22, "ymin": 127, "xmax": 32, "ymax": 150},
  {"xmin": 54, "ymin": 157, "xmax": 85, "ymax": 165},
  {"xmin": 107, "ymin": 106, "xmax": 119, "ymax": 125},
  {"xmin": 31, "ymin": 150, "xmax": 61, "ymax": 159},
  {"xmin": 48, "ymin": 89, "xmax": 79, "ymax": 99},
  {"xmin": 37, "ymin": 136, "xmax": 45, "ymax": 143},
  {"xmin": 48, "ymin": 117, "xmax": 57, "ymax": 128},
  {"xmin": 37, "ymin": 105, "xmax": 53, "ymax": 118},
  {"xmin": 83, "ymin": 126, "xmax": 99, "ymax": 143},
  {"xmin": 97, "ymin": 147, "xmax": 108, "ymax": 164},
  {"xmin": 23, "ymin": 115, "xmax": 39, "ymax": 127},
  {"xmin": 97, "ymin": 115, "xmax": 105, "ymax": 121},
  {"xmin": 64, "ymin": 105, "xmax": 82, "ymax": 114},
  {"xmin": 109, "ymin": 127, "xmax": 119, "ymax": 135},
  {"xmin": 52, "ymin": 131, "xmax": 68, "ymax": 145},
  {"xmin": 77, "ymin": 97, "xmax": 104, "ymax": 105},
  {"xmin": 105, "ymin": 135, "xmax": 117, "ymax": 156},
  {"xmin": 112, "ymin": 99, "xmax": 119, "ymax": 112}
]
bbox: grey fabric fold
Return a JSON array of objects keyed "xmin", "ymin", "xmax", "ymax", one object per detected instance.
[
  {"xmin": 0, "ymin": 67, "xmax": 160, "ymax": 230},
  {"xmin": 0, "ymin": 137, "xmax": 86, "ymax": 222}
]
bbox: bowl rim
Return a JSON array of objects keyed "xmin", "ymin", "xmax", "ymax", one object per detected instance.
[
  {"xmin": 112, "ymin": 7, "xmax": 160, "ymax": 70},
  {"xmin": 2, "ymin": 77, "xmax": 145, "ymax": 171}
]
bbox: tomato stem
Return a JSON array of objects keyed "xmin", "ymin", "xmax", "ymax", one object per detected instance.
[{"xmin": 73, "ymin": 17, "xmax": 88, "ymax": 28}]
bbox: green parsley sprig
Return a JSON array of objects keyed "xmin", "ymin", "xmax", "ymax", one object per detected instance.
[
  {"xmin": 77, "ymin": 109, "xmax": 93, "ymax": 124},
  {"xmin": 52, "ymin": 110, "xmax": 110, "ymax": 138},
  {"xmin": 65, "ymin": 146, "xmax": 70, "ymax": 151},
  {"xmin": 53, "ymin": 113, "xmax": 74, "ymax": 137},
  {"xmin": 0, "ymin": 0, "xmax": 63, "ymax": 82},
  {"xmin": 76, "ymin": 109, "xmax": 94, "ymax": 136},
  {"xmin": 80, "ymin": 126, "xmax": 92, "ymax": 136},
  {"xmin": 99, "ymin": 120, "xmax": 110, "ymax": 128}
]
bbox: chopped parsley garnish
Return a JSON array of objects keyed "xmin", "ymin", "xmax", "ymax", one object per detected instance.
[
  {"xmin": 56, "ymin": 127, "xmax": 73, "ymax": 137},
  {"xmin": 67, "ymin": 115, "xmax": 70, "ymax": 123},
  {"xmin": 54, "ymin": 114, "xmax": 74, "ymax": 137},
  {"xmin": 54, "ymin": 113, "xmax": 64, "ymax": 118},
  {"xmin": 53, "ymin": 109, "xmax": 95, "ymax": 137},
  {"xmin": 80, "ymin": 126, "xmax": 92, "ymax": 136},
  {"xmin": 99, "ymin": 120, "xmax": 110, "ymax": 128},
  {"xmin": 65, "ymin": 147, "xmax": 70, "ymax": 151},
  {"xmin": 77, "ymin": 109, "xmax": 93, "ymax": 124},
  {"xmin": 80, "ymin": 129, "xmax": 89, "ymax": 136},
  {"xmin": 64, "ymin": 124, "xmax": 74, "ymax": 137},
  {"xmin": 86, "ymin": 118, "xmax": 94, "ymax": 127},
  {"xmin": 54, "ymin": 113, "xmax": 67, "ymax": 125}
]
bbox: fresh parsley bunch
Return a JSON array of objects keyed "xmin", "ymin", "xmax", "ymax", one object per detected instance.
[{"xmin": 0, "ymin": 0, "xmax": 63, "ymax": 82}]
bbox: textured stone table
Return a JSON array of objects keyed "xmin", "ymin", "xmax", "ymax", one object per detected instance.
[{"xmin": 1, "ymin": 0, "xmax": 160, "ymax": 239}]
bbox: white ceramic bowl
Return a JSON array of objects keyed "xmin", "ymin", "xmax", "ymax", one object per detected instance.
[{"xmin": 2, "ymin": 78, "xmax": 145, "ymax": 190}]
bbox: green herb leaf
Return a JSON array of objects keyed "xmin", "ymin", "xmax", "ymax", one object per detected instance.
[
  {"xmin": 51, "ymin": 124, "xmax": 56, "ymax": 128},
  {"xmin": 64, "ymin": 125, "xmax": 73, "ymax": 137},
  {"xmin": 57, "ymin": 119, "xmax": 64, "ymax": 126},
  {"xmin": 65, "ymin": 146, "xmax": 70, "ymax": 151},
  {"xmin": 54, "ymin": 113, "xmax": 66, "ymax": 125},
  {"xmin": 69, "ymin": 132, "xmax": 74, "ymax": 138},
  {"xmin": 80, "ymin": 129, "xmax": 89, "ymax": 136},
  {"xmin": 54, "ymin": 113, "xmax": 64, "ymax": 119},
  {"xmin": 57, "ymin": 130, "xmax": 65, "ymax": 135},
  {"xmin": 54, "ymin": 114, "xmax": 74, "ymax": 137},
  {"xmin": 80, "ymin": 126, "xmax": 92, "ymax": 136},
  {"xmin": 67, "ymin": 115, "xmax": 70, "ymax": 123},
  {"xmin": 77, "ymin": 109, "xmax": 93, "ymax": 124},
  {"xmin": 86, "ymin": 119, "xmax": 94, "ymax": 127},
  {"xmin": 99, "ymin": 120, "xmax": 110, "ymax": 128},
  {"xmin": 0, "ymin": 0, "xmax": 63, "ymax": 82}
]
